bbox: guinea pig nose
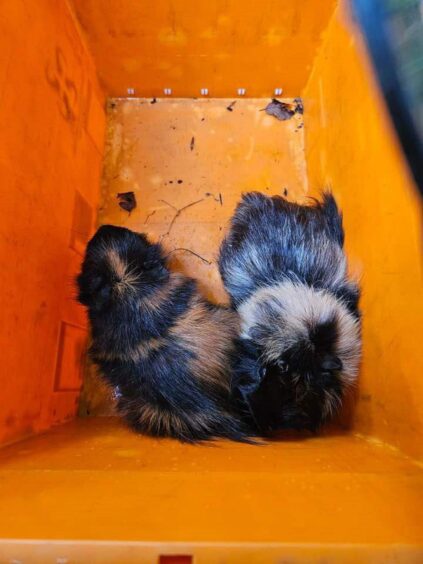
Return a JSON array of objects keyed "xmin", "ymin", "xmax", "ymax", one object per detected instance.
[{"xmin": 322, "ymin": 356, "xmax": 343, "ymax": 371}]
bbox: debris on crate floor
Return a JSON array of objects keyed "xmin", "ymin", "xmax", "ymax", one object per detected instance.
[
  {"xmin": 205, "ymin": 192, "xmax": 223, "ymax": 205},
  {"xmin": 116, "ymin": 191, "xmax": 137, "ymax": 212},
  {"xmin": 144, "ymin": 210, "xmax": 156, "ymax": 224},
  {"xmin": 264, "ymin": 98, "xmax": 304, "ymax": 120},
  {"xmin": 159, "ymin": 197, "xmax": 205, "ymax": 238},
  {"xmin": 166, "ymin": 247, "xmax": 212, "ymax": 265}
]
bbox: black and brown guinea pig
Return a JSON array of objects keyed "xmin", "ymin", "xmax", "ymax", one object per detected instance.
[
  {"xmin": 218, "ymin": 191, "xmax": 362, "ymax": 433},
  {"xmin": 77, "ymin": 225, "xmax": 253, "ymax": 443}
]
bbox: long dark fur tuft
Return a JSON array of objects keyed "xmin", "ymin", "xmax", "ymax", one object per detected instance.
[{"xmin": 78, "ymin": 225, "xmax": 255, "ymax": 443}]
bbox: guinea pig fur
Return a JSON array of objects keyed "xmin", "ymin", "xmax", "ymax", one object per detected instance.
[
  {"xmin": 77, "ymin": 225, "xmax": 253, "ymax": 443},
  {"xmin": 218, "ymin": 192, "xmax": 361, "ymax": 432}
]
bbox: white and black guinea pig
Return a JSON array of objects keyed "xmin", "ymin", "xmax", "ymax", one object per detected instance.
[
  {"xmin": 77, "ymin": 225, "xmax": 253, "ymax": 442},
  {"xmin": 218, "ymin": 192, "xmax": 361, "ymax": 433}
]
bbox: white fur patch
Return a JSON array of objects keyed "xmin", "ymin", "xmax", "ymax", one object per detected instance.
[{"xmin": 238, "ymin": 280, "xmax": 361, "ymax": 386}]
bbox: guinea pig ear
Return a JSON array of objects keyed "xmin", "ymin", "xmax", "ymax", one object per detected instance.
[{"xmin": 321, "ymin": 355, "xmax": 343, "ymax": 371}]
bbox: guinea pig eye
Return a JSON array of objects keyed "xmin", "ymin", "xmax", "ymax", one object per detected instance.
[{"xmin": 259, "ymin": 366, "xmax": 267, "ymax": 379}]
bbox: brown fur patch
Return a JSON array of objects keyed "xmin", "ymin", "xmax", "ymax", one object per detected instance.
[
  {"xmin": 93, "ymin": 336, "xmax": 165, "ymax": 363},
  {"xmin": 130, "ymin": 337, "xmax": 165, "ymax": 361},
  {"xmin": 169, "ymin": 297, "xmax": 240, "ymax": 392},
  {"xmin": 137, "ymin": 403, "xmax": 174, "ymax": 436},
  {"xmin": 138, "ymin": 273, "xmax": 186, "ymax": 313},
  {"xmin": 93, "ymin": 274, "xmax": 189, "ymax": 363},
  {"xmin": 106, "ymin": 248, "xmax": 139, "ymax": 294},
  {"xmin": 239, "ymin": 281, "xmax": 361, "ymax": 386},
  {"xmin": 134, "ymin": 401, "xmax": 214, "ymax": 439},
  {"xmin": 107, "ymin": 248, "xmax": 127, "ymax": 279},
  {"xmin": 94, "ymin": 270, "xmax": 240, "ymax": 404}
]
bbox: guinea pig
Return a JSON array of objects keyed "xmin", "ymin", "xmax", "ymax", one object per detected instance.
[
  {"xmin": 218, "ymin": 192, "xmax": 361, "ymax": 433},
  {"xmin": 77, "ymin": 225, "xmax": 253, "ymax": 442}
]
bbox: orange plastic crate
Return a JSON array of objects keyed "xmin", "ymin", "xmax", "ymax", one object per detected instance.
[{"xmin": 0, "ymin": 1, "xmax": 421, "ymax": 561}]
